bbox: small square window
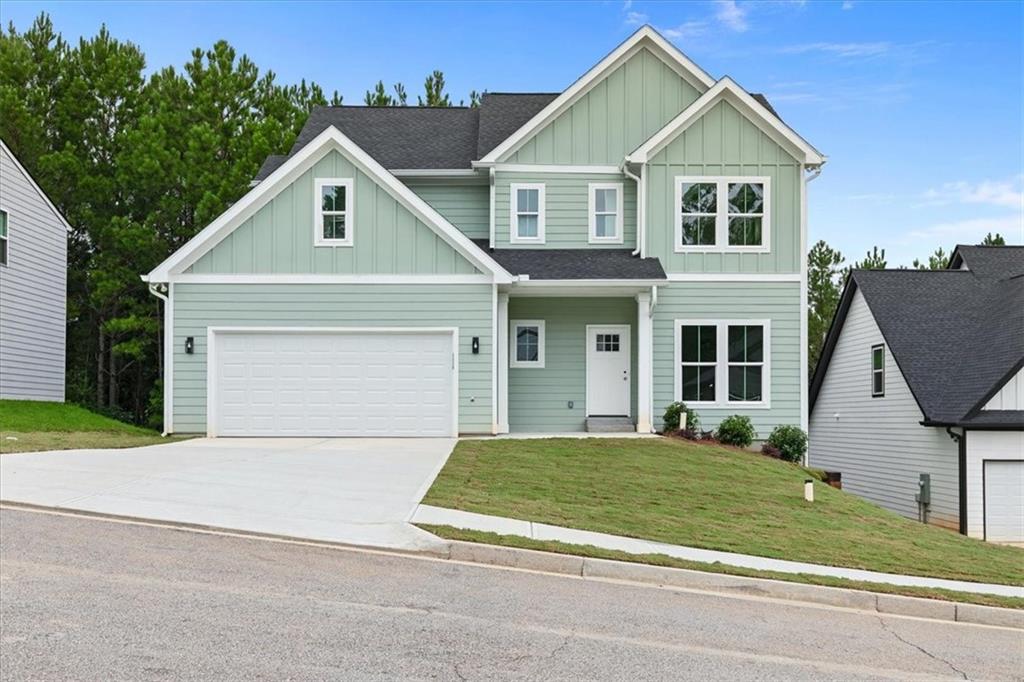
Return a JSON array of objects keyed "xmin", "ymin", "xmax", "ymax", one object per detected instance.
[
  {"xmin": 596, "ymin": 334, "xmax": 620, "ymax": 352},
  {"xmin": 314, "ymin": 178, "xmax": 354, "ymax": 246},
  {"xmin": 510, "ymin": 320, "xmax": 545, "ymax": 368}
]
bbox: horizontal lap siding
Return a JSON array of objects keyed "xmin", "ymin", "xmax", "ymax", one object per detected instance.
[
  {"xmin": 508, "ymin": 297, "xmax": 636, "ymax": 432},
  {"xmin": 652, "ymin": 282, "xmax": 800, "ymax": 435},
  {"xmin": 172, "ymin": 283, "xmax": 493, "ymax": 435},
  {"xmin": 0, "ymin": 147, "xmax": 66, "ymax": 401},
  {"xmin": 494, "ymin": 172, "xmax": 637, "ymax": 249},
  {"xmin": 405, "ymin": 182, "xmax": 489, "ymax": 241},
  {"xmin": 808, "ymin": 290, "xmax": 959, "ymax": 527}
]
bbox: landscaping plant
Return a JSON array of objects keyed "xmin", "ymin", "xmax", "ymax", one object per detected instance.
[
  {"xmin": 765, "ymin": 425, "xmax": 808, "ymax": 463},
  {"xmin": 661, "ymin": 401, "xmax": 699, "ymax": 432},
  {"xmin": 716, "ymin": 415, "xmax": 756, "ymax": 447}
]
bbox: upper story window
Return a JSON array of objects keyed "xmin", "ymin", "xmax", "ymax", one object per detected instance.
[
  {"xmin": 676, "ymin": 319, "xmax": 770, "ymax": 407},
  {"xmin": 510, "ymin": 183, "xmax": 545, "ymax": 244},
  {"xmin": 675, "ymin": 177, "xmax": 770, "ymax": 253},
  {"xmin": 871, "ymin": 344, "xmax": 885, "ymax": 397},
  {"xmin": 588, "ymin": 183, "xmax": 623, "ymax": 244},
  {"xmin": 314, "ymin": 178, "xmax": 354, "ymax": 247},
  {"xmin": 0, "ymin": 209, "xmax": 8, "ymax": 266},
  {"xmin": 510, "ymin": 320, "xmax": 545, "ymax": 368}
]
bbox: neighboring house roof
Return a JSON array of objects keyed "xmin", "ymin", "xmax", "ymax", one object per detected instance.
[
  {"xmin": 472, "ymin": 240, "xmax": 666, "ymax": 280},
  {"xmin": 810, "ymin": 246, "xmax": 1024, "ymax": 428}
]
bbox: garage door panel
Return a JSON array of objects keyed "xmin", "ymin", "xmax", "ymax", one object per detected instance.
[
  {"xmin": 985, "ymin": 460, "xmax": 1023, "ymax": 542},
  {"xmin": 213, "ymin": 331, "xmax": 454, "ymax": 437}
]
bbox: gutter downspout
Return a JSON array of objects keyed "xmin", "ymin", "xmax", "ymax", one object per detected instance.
[
  {"xmin": 946, "ymin": 426, "xmax": 967, "ymax": 535},
  {"xmin": 622, "ymin": 161, "xmax": 643, "ymax": 256},
  {"xmin": 146, "ymin": 281, "xmax": 170, "ymax": 437}
]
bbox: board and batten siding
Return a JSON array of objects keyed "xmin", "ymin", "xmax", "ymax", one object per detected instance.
[
  {"xmin": 405, "ymin": 181, "xmax": 489, "ymax": 241},
  {"xmin": 172, "ymin": 283, "xmax": 493, "ymax": 434},
  {"xmin": 507, "ymin": 297, "xmax": 637, "ymax": 432},
  {"xmin": 505, "ymin": 47, "xmax": 701, "ymax": 165},
  {"xmin": 494, "ymin": 172, "xmax": 637, "ymax": 249},
  {"xmin": 187, "ymin": 150, "xmax": 478, "ymax": 275},
  {"xmin": 646, "ymin": 100, "xmax": 802, "ymax": 275},
  {"xmin": 965, "ymin": 431, "xmax": 1023, "ymax": 540},
  {"xmin": 808, "ymin": 290, "xmax": 959, "ymax": 528},
  {"xmin": 652, "ymin": 282, "xmax": 800, "ymax": 435},
  {"xmin": 0, "ymin": 145, "xmax": 66, "ymax": 401},
  {"xmin": 983, "ymin": 366, "xmax": 1024, "ymax": 410}
]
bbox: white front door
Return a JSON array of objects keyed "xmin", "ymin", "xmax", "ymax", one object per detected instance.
[{"xmin": 586, "ymin": 325, "xmax": 630, "ymax": 416}]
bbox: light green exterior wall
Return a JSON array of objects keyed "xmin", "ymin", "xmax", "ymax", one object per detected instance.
[
  {"xmin": 646, "ymin": 100, "xmax": 802, "ymax": 274},
  {"xmin": 495, "ymin": 172, "xmax": 636, "ymax": 249},
  {"xmin": 188, "ymin": 150, "xmax": 478, "ymax": 275},
  {"xmin": 652, "ymin": 282, "xmax": 801, "ymax": 436},
  {"xmin": 172, "ymin": 283, "xmax": 493, "ymax": 434},
  {"xmin": 506, "ymin": 48, "xmax": 702, "ymax": 165},
  {"xmin": 406, "ymin": 181, "xmax": 490, "ymax": 241},
  {"xmin": 508, "ymin": 297, "xmax": 637, "ymax": 432}
]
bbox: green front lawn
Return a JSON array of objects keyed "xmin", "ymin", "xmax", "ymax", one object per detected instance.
[
  {"xmin": 422, "ymin": 437, "xmax": 1024, "ymax": 587},
  {"xmin": 0, "ymin": 400, "xmax": 176, "ymax": 453}
]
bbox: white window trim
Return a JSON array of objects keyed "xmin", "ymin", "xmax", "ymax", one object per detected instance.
[
  {"xmin": 588, "ymin": 182, "xmax": 624, "ymax": 244},
  {"xmin": 0, "ymin": 208, "xmax": 8, "ymax": 267},
  {"xmin": 509, "ymin": 183, "xmax": 546, "ymax": 244},
  {"xmin": 510, "ymin": 319, "xmax": 545, "ymax": 368},
  {"xmin": 674, "ymin": 176, "xmax": 771, "ymax": 254},
  {"xmin": 673, "ymin": 319, "xmax": 772, "ymax": 408},
  {"xmin": 313, "ymin": 177, "xmax": 354, "ymax": 247},
  {"xmin": 871, "ymin": 343, "xmax": 885, "ymax": 398}
]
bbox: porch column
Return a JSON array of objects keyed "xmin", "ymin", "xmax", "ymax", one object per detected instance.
[
  {"xmin": 497, "ymin": 292, "xmax": 510, "ymax": 433},
  {"xmin": 636, "ymin": 291, "xmax": 653, "ymax": 433}
]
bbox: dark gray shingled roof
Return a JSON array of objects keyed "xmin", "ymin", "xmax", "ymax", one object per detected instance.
[
  {"xmin": 471, "ymin": 240, "xmax": 666, "ymax": 280},
  {"xmin": 476, "ymin": 92, "xmax": 559, "ymax": 158},
  {"xmin": 810, "ymin": 246, "xmax": 1024, "ymax": 428}
]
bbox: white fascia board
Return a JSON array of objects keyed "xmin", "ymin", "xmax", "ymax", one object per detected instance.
[
  {"xmin": 627, "ymin": 77, "xmax": 826, "ymax": 166},
  {"xmin": 472, "ymin": 163, "xmax": 624, "ymax": 174},
  {"xmin": 146, "ymin": 126, "xmax": 513, "ymax": 284},
  {"xmin": 513, "ymin": 278, "xmax": 668, "ymax": 287},
  {"xmin": 391, "ymin": 168, "xmax": 482, "ymax": 178},
  {"xmin": 0, "ymin": 139, "xmax": 73, "ymax": 233},
  {"xmin": 478, "ymin": 26, "xmax": 714, "ymax": 164},
  {"xmin": 169, "ymin": 274, "xmax": 492, "ymax": 285}
]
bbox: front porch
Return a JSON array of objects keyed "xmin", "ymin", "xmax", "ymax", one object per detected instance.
[{"xmin": 496, "ymin": 292, "xmax": 654, "ymax": 434}]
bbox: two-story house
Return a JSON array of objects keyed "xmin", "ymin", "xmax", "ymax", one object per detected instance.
[{"xmin": 144, "ymin": 26, "xmax": 824, "ymax": 438}]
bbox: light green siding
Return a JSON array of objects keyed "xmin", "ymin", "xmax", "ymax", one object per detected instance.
[
  {"xmin": 646, "ymin": 101, "xmax": 802, "ymax": 274},
  {"xmin": 172, "ymin": 283, "xmax": 493, "ymax": 434},
  {"xmin": 506, "ymin": 48, "xmax": 702, "ymax": 165},
  {"xmin": 188, "ymin": 150, "xmax": 478, "ymax": 275},
  {"xmin": 508, "ymin": 297, "xmax": 637, "ymax": 432},
  {"xmin": 652, "ymin": 282, "xmax": 801, "ymax": 436},
  {"xmin": 495, "ymin": 172, "xmax": 636, "ymax": 249},
  {"xmin": 405, "ymin": 181, "xmax": 490, "ymax": 241}
]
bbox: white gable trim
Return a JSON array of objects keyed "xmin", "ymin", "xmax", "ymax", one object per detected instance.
[
  {"xmin": 146, "ymin": 126, "xmax": 513, "ymax": 283},
  {"xmin": 0, "ymin": 139, "xmax": 73, "ymax": 233},
  {"xmin": 477, "ymin": 26, "xmax": 715, "ymax": 164},
  {"xmin": 627, "ymin": 77, "xmax": 826, "ymax": 166}
]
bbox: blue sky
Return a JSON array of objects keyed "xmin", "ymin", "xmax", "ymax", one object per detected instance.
[{"xmin": 4, "ymin": 0, "xmax": 1022, "ymax": 265}]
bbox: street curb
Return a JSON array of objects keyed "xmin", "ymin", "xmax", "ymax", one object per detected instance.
[{"xmin": 441, "ymin": 540, "xmax": 1024, "ymax": 630}]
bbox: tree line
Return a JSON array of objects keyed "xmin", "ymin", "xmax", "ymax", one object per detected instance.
[{"xmin": 0, "ymin": 14, "xmax": 475, "ymax": 426}]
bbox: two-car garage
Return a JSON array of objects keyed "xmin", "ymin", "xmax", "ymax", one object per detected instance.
[{"xmin": 208, "ymin": 329, "xmax": 457, "ymax": 438}]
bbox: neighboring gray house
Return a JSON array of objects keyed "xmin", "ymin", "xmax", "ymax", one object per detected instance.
[
  {"xmin": 809, "ymin": 246, "xmax": 1023, "ymax": 543},
  {"xmin": 0, "ymin": 140, "xmax": 69, "ymax": 402}
]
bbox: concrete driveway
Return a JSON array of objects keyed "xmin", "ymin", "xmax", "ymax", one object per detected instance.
[{"xmin": 0, "ymin": 438, "xmax": 455, "ymax": 551}]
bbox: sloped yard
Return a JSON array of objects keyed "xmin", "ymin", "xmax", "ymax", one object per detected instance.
[
  {"xmin": 422, "ymin": 437, "xmax": 1024, "ymax": 588},
  {"xmin": 0, "ymin": 400, "xmax": 175, "ymax": 453}
]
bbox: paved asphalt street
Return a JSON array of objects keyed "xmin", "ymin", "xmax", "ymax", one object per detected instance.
[{"xmin": 1, "ymin": 508, "xmax": 1021, "ymax": 681}]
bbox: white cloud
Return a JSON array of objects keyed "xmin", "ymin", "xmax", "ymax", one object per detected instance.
[
  {"xmin": 661, "ymin": 20, "xmax": 709, "ymax": 40},
  {"xmin": 625, "ymin": 10, "xmax": 649, "ymax": 25},
  {"xmin": 780, "ymin": 42, "xmax": 892, "ymax": 58},
  {"xmin": 905, "ymin": 215, "xmax": 1023, "ymax": 244},
  {"xmin": 841, "ymin": 1, "xmax": 855, "ymax": 9},
  {"xmin": 921, "ymin": 177, "xmax": 1024, "ymax": 210},
  {"xmin": 714, "ymin": 0, "xmax": 749, "ymax": 32}
]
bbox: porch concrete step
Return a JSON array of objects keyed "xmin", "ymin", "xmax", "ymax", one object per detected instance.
[{"xmin": 585, "ymin": 417, "xmax": 635, "ymax": 433}]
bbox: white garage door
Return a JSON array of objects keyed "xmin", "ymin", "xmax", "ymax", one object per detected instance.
[
  {"xmin": 984, "ymin": 460, "xmax": 1024, "ymax": 542},
  {"xmin": 212, "ymin": 330, "xmax": 454, "ymax": 437}
]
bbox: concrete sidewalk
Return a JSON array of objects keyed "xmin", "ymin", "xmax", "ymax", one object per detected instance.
[{"xmin": 412, "ymin": 504, "xmax": 1024, "ymax": 599}]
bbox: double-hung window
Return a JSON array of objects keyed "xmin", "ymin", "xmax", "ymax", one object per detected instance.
[
  {"xmin": 510, "ymin": 320, "xmax": 545, "ymax": 368},
  {"xmin": 0, "ymin": 209, "xmax": 7, "ymax": 266},
  {"xmin": 871, "ymin": 344, "xmax": 885, "ymax": 397},
  {"xmin": 676, "ymin": 320, "xmax": 770, "ymax": 406},
  {"xmin": 675, "ymin": 177, "xmax": 770, "ymax": 252},
  {"xmin": 588, "ymin": 183, "xmax": 623, "ymax": 244},
  {"xmin": 314, "ymin": 178, "xmax": 354, "ymax": 246},
  {"xmin": 510, "ymin": 183, "xmax": 545, "ymax": 244}
]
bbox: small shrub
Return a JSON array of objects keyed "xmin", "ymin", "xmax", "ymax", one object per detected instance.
[
  {"xmin": 760, "ymin": 443, "xmax": 782, "ymax": 459},
  {"xmin": 662, "ymin": 402, "xmax": 699, "ymax": 432},
  {"xmin": 716, "ymin": 415, "xmax": 756, "ymax": 448},
  {"xmin": 766, "ymin": 425, "xmax": 808, "ymax": 463}
]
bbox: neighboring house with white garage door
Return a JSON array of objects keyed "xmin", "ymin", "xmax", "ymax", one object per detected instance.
[
  {"xmin": 143, "ymin": 26, "xmax": 826, "ymax": 440},
  {"xmin": 809, "ymin": 245, "xmax": 1023, "ymax": 542},
  {"xmin": 0, "ymin": 139, "xmax": 69, "ymax": 402}
]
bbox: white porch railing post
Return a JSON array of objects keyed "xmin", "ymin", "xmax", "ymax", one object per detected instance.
[
  {"xmin": 497, "ymin": 292, "xmax": 510, "ymax": 433},
  {"xmin": 636, "ymin": 291, "xmax": 653, "ymax": 433}
]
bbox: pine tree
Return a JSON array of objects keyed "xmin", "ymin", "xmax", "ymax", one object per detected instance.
[{"xmin": 807, "ymin": 241, "xmax": 845, "ymax": 378}]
